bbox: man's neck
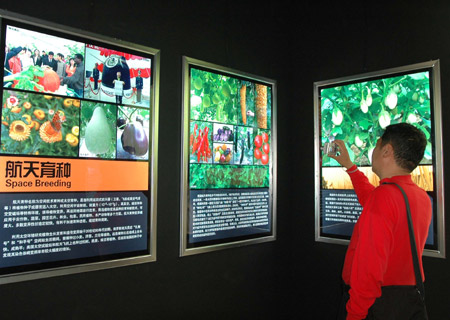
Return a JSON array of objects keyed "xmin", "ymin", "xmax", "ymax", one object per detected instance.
[{"xmin": 378, "ymin": 168, "xmax": 411, "ymax": 180}]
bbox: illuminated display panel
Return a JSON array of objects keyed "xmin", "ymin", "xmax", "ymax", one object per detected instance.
[
  {"xmin": 0, "ymin": 12, "xmax": 159, "ymax": 283},
  {"xmin": 180, "ymin": 57, "xmax": 277, "ymax": 256},
  {"xmin": 314, "ymin": 61, "xmax": 445, "ymax": 258}
]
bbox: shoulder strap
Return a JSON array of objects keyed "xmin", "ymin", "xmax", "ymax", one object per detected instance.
[{"xmin": 382, "ymin": 182, "xmax": 425, "ymax": 301}]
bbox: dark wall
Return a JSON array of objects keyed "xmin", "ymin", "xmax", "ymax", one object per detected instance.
[
  {"xmin": 0, "ymin": 1, "xmax": 294, "ymax": 320},
  {"xmin": 289, "ymin": 1, "xmax": 450, "ymax": 319},
  {"xmin": 1, "ymin": 1, "xmax": 450, "ymax": 319}
]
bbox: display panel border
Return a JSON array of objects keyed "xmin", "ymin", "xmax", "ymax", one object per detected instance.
[
  {"xmin": 313, "ymin": 60, "xmax": 445, "ymax": 258},
  {"xmin": 0, "ymin": 9, "xmax": 160, "ymax": 283},
  {"xmin": 180, "ymin": 56, "xmax": 277, "ymax": 256}
]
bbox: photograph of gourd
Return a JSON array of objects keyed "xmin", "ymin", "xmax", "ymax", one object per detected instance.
[
  {"xmin": 116, "ymin": 106, "xmax": 150, "ymax": 160},
  {"xmin": 190, "ymin": 120, "xmax": 213, "ymax": 163},
  {"xmin": 79, "ymin": 102, "xmax": 117, "ymax": 159},
  {"xmin": 4, "ymin": 25, "xmax": 85, "ymax": 97},
  {"xmin": 320, "ymin": 71, "xmax": 433, "ymax": 191},
  {"xmin": 190, "ymin": 68, "xmax": 240, "ymax": 124},
  {"xmin": 1, "ymin": 90, "xmax": 80, "ymax": 157},
  {"xmin": 238, "ymin": 82, "xmax": 272, "ymax": 130}
]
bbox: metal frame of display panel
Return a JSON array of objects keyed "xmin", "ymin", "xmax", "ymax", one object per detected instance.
[
  {"xmin": 314, "ymin": 60, "xmax": 445, "ymax": 258},
  {"xmin": 180, "ymin": 56, "xmax": 277, "ymax": 256},
  {"xmin": 0, "ymin": 10, "xmax": 160, "ymax": 284}
]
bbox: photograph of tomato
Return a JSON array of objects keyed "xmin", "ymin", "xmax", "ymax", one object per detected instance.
[
  {"xmin": 1, "ymin": 90, "xmax": 80, "ymax": 157},
  {"xmin": 190, "ymin": 121, "xmax": 213, "ymax": 164},
  {"xmin": 253, "ymin": 130, "xmax": 270, "ymax": 165},
  {"xmin": 321, "ymin": 71, "xmax": 432, "ymax": 167},
  {"xmin": 79, "ymin": 102, "xmax": 117, "ymax": 159},
  {"xmin": 116, "ymin": 106, "xmax": 150, "ymax": 160}
]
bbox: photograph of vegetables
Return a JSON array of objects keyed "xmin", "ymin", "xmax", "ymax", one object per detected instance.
[
  {"xmin": 320, "ymin": 71, "xmax": 434, "ymax": 191},
  {"xmin": 79, "ymin": 102, "xmax": 117, "ymax": 159},
  {"xmin": 233, "ymin": 126, "xmax": 253, "ymax": 165},
  {"xmin": 253, "ymin": 130, "xmax": 270, "ymax": 165},
  {"xmin": 190, "ymin": 121, "xmax": 213, "ymax": 163},
  {"xmin": 321, "ymin": 71, "xmax": 432, "ymax": 167},
  {"xmin": 1, "ymin": 90, "xmax": 80, "ymax": 157},
  {"xmin": 212, "ymin": 123, "xmax": 234, "ymax": 164},
  {"xmin": 4, "ymin": 25, "xmax": 85, "ymax": 97},
  {"xmin": 117, "ymin": 106, "xmax": 150, "ymax": 160},
  {"xmin": 190, "ymin": 164, "xmax": 270, "ymax": 189},
  {"xmin": 190, "ymin": 68, "xmax": 271, "ymax": 129}
]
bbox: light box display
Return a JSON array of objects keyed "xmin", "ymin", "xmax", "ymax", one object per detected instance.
[
  {"xmin": 0, "ymin": 10, "xmax": 159, "ymax": 283},
  {"xmin": 180, "ymin": 57, "xmax": 277, "ymax": 256},
  {"xmin": 314, "ymin": 60, "xmax": 445, "ymax": 258}
]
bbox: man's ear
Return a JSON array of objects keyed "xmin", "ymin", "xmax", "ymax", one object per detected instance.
[{"xmin": 382, "ymin": 143, "xmax": 394, "ymax": 157}]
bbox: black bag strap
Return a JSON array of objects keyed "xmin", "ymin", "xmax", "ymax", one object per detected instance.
[{"xmin": 382, "ymin": 182, "xmax": 425, "ymax": 301}]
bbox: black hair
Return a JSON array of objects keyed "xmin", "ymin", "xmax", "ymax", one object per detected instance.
[
  {"xmin": 381, "ymin": 123, "xmax": 427, "ymax": 172},
  {"xmin": 74, "ymin": 53, "xmax": 84, "ymax": 61},
  {"xmin": 57, "ymin": 53, "xmax": 64, "ymax": 58},
  {"xmin": 48, "ymin": 51, "xmax": 54, "ymax": 55}
]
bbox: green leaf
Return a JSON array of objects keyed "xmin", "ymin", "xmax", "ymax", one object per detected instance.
[{"xmin": 331, "ymin": 126, "xmax": 343, "ymax": 135}]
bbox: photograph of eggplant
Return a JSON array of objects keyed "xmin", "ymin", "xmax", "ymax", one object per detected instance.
[{"xmin": 116, "ymin": 106, "xmax": 150, "ymax": 160}]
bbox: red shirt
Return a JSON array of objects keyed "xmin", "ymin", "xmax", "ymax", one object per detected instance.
[{"xmin": 342, "ymin": 166, "xmax": 431, "ymax": 320}]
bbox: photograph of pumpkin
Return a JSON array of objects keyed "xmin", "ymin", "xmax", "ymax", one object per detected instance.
[
  {"xmin": 321, "ymin": 71, "xmax": 432, "ymax": 167},
  {"xmin": 190, "ymin": 121, "xmax": 213, "ymax": 164},
  {"xmin": 253, "ymin": 130, "xmax": 270, "ymax": 166},
  {"xmin": 79, "ymin": 102, "xmax": 117, "ymax": 159},
  {"xmin": 4, "ymin": 25, "xmax": 85, "ymax": 97},
  {"xmin": 233, "ymin": 126, "xmax": 254, "ymax": 165},
  {"xmin": 84, "ymin": 46, "xmax": 152, "ymax": 107},
  {"xmin": 1, "ymin": 90, "xmax": 80, "ymax": 157},
  {"xmin": 116, "ymin": 106, "xmax": 150, "ymax": 160}
]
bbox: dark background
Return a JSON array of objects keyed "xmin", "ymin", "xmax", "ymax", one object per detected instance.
[{"xmin": 1, "ymin": 1, "xmax": 449, "ymax": 319}]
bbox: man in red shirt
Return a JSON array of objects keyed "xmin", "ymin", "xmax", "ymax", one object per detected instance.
[{"xmin": 330, "ymin": 123, "xmax": 431, "ymax": 319}]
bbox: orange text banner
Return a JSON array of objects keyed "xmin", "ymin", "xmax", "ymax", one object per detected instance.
[{"xmin": 0, "ymin": 156, "xmax": 148, "ymax": 193}]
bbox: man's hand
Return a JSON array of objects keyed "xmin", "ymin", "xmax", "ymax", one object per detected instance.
[{"xmin": 328, "ymin": 140, "xmax": 355, "ymax": 169}]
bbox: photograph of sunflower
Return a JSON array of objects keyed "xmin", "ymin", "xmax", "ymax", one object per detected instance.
[{"xmin": 0, "ymin": 90, "xmax": 80, "ymax": 157}]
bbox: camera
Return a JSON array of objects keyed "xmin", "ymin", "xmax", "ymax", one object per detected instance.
[{"xmin": 322, "ymin": 142, "xmax": 339, "ymax": 156}]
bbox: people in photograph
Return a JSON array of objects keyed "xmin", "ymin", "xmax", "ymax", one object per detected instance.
[
  {"xmin": 42, "ymin": 51, "xmax": 58, "ymax": 72},
  {"xmin": 92, "ymin": 63, "xmax": 100, "ymax": 90},
  {"xmin": 113, "ymin": 71, "xmax": 125, "ymax": 104},
  {"xmin": 55, "ymin": 53, "xmax": 66, "ymax": 78},
  {"xmin": 61, "ymin": 53, "xmax": 84, "ymax": 98},
  {"xmin": 65, "ymin": 57, "xmax": 76, "ymax": 77},
  {"xmin": 135, "ymin": 70, "xmax": 143, "ymax": 104},
  {"xmin": 19, "ymin": 49, "xmax": 34, "ymax": 70},
  {"xmin": 4, "ymin": 46, "xmax": 24, "ymax": 76},
  {"xmin": 32, "ymin": 49, "xmax": 43, "ymax": 66}
]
